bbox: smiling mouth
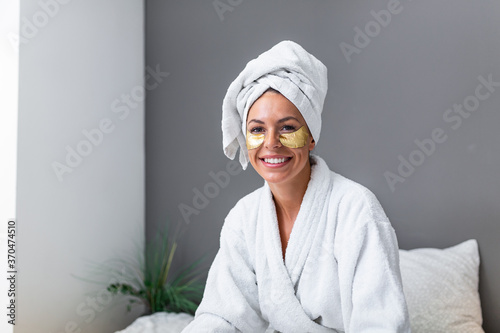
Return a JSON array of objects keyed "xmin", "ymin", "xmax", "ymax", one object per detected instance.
[{"xmin": 260, "ymin": 157, "xmax": 292, "ymax": 165}]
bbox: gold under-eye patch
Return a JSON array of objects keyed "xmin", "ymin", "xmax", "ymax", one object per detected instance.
[
  {"xmin": 246, "ymin": 126, "xmax": 309, "ymax": 150},
  {"xmin": 279, "ymin": 126, "xmax": 310, "ymax": 148},
  {"xmin": 246, "ymin": 132, "xmax": 265, "ymax": 150}
]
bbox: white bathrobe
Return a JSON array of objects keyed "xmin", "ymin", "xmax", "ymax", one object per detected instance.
[{"xmin": 183, "ymin": 156, "xmax": 410, "ymax": 332}]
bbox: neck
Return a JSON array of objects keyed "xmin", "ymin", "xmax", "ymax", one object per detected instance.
[{"xmin": 269, "ymin": 161, "xmax": 312, "ymax": 221}]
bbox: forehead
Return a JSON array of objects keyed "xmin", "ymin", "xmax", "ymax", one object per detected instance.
[{"xmin": 247, "ymin": 92, "xmax": 305, "ymax": 123}]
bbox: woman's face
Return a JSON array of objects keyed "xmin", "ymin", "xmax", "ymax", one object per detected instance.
[{"xmin": 246, "ymin": 91, "xmax": 315, "ymax": 186}]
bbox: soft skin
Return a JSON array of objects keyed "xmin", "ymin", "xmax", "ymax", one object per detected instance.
[{"xmin": 246, "ymin": 91, "xmax": 315, "ymax": 257}]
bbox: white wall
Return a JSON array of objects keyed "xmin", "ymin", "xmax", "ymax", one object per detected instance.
[
  {"xmin": 16, "ymin": 1, "xmax": 144, "ymax": 332},
  {"xmin": 0, "ymin": 1, "xmax": 19, "ymax": 333}
]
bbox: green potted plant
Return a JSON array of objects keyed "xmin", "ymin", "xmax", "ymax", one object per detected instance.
[{"xmin": 106, "ymin": 227, "xmax": 206, "ymax": 315}]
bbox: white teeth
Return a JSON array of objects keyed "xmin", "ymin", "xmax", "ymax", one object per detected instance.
[{"xmin": 264, "ymin": 158, "xmax": 288, "ymax": 164}]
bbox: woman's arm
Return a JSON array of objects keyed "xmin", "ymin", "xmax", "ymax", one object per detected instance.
[
  {"xmin": 182, "ymin": 214, "xmax": 268, "ymax": 332},
  {"xmin": 335, "ymin": 188, "xmax": 411, "ymax": 333}
]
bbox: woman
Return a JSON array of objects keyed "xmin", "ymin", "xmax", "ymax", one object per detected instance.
[{"xmin": 183, "ymin": 41, "xmax": 410, "ymax": 332}]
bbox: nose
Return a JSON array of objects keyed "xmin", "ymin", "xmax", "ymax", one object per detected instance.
[{"xmin": 264, "ymin": 129, "xmax": 282, "ymax": 149}]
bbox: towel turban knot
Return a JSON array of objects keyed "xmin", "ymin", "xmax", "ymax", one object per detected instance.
[{"xmin": 221, "ymin": 40, "xmax": 328, "ymax": 170}]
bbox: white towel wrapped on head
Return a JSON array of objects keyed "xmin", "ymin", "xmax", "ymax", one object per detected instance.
[{"xmin": 221, "ymin": 40, "xmax": 328, "ymax": 170}]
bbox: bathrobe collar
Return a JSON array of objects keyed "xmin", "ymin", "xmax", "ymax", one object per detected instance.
[
  {"xmin": 256, "ymin": 155, "xmax": 335, "ymax": 332},
  {"xmin": 262, "ymin": 154, "xmax": 331, "ymax": 278}
]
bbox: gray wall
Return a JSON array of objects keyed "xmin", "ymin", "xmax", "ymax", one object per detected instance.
[
  {"xmin": 146, "ymin": 0, "xmax": 500, "ymax": 331},
  {"xmin": 17, "ymin": 0, "xmax": 144, "ymax": 332}
]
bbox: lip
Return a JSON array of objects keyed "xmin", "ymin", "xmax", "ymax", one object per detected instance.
[
  {"xmin": 259, "ymin": 155, "xmax": 291, "ymax": 159},
  {"xmin": 259, "ymin": 155, "xmax": 292, "ymax": 168}
]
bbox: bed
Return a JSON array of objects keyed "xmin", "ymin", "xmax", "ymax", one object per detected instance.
[{"xmin": 117, "ymin": 239, "xmax": 484, "ymax": 333}]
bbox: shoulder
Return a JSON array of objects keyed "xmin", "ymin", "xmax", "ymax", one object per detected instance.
[
  {"xmin": 329, "ymin": 173, "xmax": 398, "ymax": 258},
  {"xmin": 222, "ymin": 185, "xmax": 264, "ymax": 234},
  {"xmin": 329, "ymin": 171, "xmax": 391, "ymax": 227},
  {"xmin": 226, "ymin": 185, "xmax": 263, "ymax": 219},
  {"xmin": 330, "ymin": 171, "xmax": 380, "ymax": 206},
  {"xmin": 312, "ymin": 155, "xmax": 380, "ymax": 210}
]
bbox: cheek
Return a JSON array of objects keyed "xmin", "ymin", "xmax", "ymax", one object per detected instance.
[
  {"xmin": 296, "ymin": 147, "xmax": 310, "ymax": 160},
  {"xmin": 247, "ymin": 148, "xmax": 259, "ymax": 163},
  {"xmin": 294, "ymin": 146, "xmax": 312, "ymax": 164}
]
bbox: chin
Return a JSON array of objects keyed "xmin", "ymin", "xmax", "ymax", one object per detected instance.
[{"xmin": 260, "ymin": 172, "xmax": 290, "ymax": 185}]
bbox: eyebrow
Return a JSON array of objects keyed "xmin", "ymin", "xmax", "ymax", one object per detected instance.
[
  {"xmin": 247, "ymin": 116, "xmax": 300, "ymax": 125},
  {"xmin": 277, "ymin": 116, "xmax": 300, "ymax": 123}
]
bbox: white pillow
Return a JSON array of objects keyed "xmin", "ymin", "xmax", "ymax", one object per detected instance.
[
  {"xmin": 115, "ymin": 312, "xmax": 194, "ymax": 333},
  {"xmin": 399, "ymin": 239, "xmax": 484, "ymax": 333}
]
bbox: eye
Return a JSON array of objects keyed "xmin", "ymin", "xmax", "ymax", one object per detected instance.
[
  {"xmin": 249, "ymin": 126, "xmax": 264, "ymax": 134},
  {"xmin": 281, "ymin": 125, "xmax": 296, "ymax": 132}
]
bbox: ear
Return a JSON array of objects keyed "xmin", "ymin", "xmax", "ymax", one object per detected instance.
[{"xmin": 309, "ymin": 137, "xmax": 316, "ymax": 151}]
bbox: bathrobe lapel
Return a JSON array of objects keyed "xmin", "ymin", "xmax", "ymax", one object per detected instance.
[
  {"xmin": 285, "ymin": 160, "xmax": 333, "ymax": 286},
  {"xmin": 255, "ymin": 157, "xmax": 335, "ymax": 332}
]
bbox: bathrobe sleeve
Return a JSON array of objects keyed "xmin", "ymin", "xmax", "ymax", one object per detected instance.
[
  {"xmin": 182, "ymin": 205, "xmax": 269, "ymax": 333},
  {"xmin": 334, "ymin": 188, "xmax": 411, "ymax": 333}
]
